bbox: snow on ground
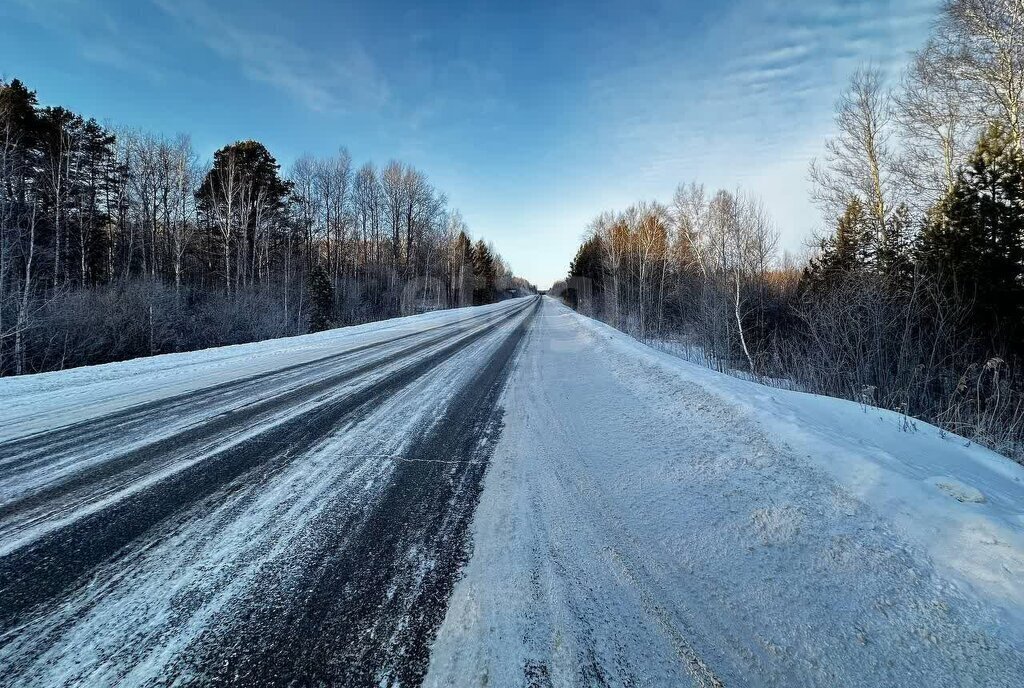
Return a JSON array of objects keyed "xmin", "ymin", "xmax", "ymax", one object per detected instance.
[
  {"xmin": 0, "ymin": 300, "xmax": 513, "ymax": 442},
  {"xmin": 427, "ymin": 297, "xmax": 1024, "ymax": 687},
  {"xmin": 0, "ymin": 299, "xmax": 530, "ymax": 558},
  {"xmin": 3, "ymin": 294, "xmax": 1022, "ymax": 686}
]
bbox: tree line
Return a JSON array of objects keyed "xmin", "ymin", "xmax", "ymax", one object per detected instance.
[
  {"xmin": 557, "ymin": 0, "xmax": 1024, "ymax": 461},
  {"xmin": 0, "ymin": 79, "xmax": 532, "ymax": 375}
]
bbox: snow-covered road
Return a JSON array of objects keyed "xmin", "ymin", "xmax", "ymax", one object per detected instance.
[
  {"xmin": 430, "ymin": 299, "xmax": 1024, "ymax": 687},
  {"xmin": 0, "ymin": 297, "xmax": 537, "ymax": 686},
  {"xmin": 1, "ymin": 295, "xmax": 1023, "ymax": 686}
]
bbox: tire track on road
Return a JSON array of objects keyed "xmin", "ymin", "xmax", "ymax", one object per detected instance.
[
  {"xmin": 0, "ymin": 300, "xmax": 523, "ymax": 466},
  {"xmin": 0, "ymin": 299, "xmax": 535, "ymax": 632},
  {"xmin": 0, "ymin": 302, "xmax": 531, "ymax": 538},
  {"xmin": 175, "ymin": 299, "xmax": 538, "ymax": 686}
]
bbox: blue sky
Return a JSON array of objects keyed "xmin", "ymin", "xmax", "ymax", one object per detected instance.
[{"xmin": 1, "ymin": 0, "xmax": 938, "ymax": 287}]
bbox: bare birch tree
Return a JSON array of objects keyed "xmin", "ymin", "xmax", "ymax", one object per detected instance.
[
  {"xmin": 810, "ymin": 67, "xmax": 902, "ymax": 254},
  {"xmin": 895, "ymin": 41, "xmax": 977, "ymax": 209},
  {"xmin": 939, "ymin": 0, "xmax": 1024, "ymax": 150}
]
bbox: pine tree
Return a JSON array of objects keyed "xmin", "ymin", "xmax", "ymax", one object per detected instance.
[
  {"xmin": 453, "ymin": 230, "xmax": 473, "ymax": 305},
  {"xmin": 0, "ymin": 79, "xmax": 41, "ymax": 207},
  {"xmin": 471, "ymin": 239, "xmax": 495, "ymax": 305},
  {"xmin": 918, "ymin": 124, "xmax": 1024, "ymax": 351},
  {"xmin": 307, "ymin": 264, "xmax": 334, "ymax": 333},
  {"xmin": 196, "ymin": 140, "xmax": 293, "ymax": 292},
  {"xmin": 198, "ymin": 141, "xmax": 292, "ymax": 216},
  {"xmin": 77, "ymin": 118, "xmax": 117, "ymax": 285}
]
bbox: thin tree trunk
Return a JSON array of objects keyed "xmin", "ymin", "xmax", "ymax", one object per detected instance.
[
  {"xmin": 15, "ymin": 205, "xmax": 36, "ymax": 375},
  {"xmin": 734, "ymin": 271, "xmax": 754, "ymax": 374}
]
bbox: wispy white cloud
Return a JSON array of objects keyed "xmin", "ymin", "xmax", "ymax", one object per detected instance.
[
  {"xmin": 578, "ymin": 0, "xmax": 940, "ymax": 252},
  {"xmin": 152, "ymin": 0, "xmax": 390, "ymax": 113},
  {"xmin": 10, "ymin": 0, "xmax": 167, "ymax": 82}
]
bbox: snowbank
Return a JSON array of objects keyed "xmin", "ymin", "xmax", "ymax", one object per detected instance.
[{"xmin": 572, "ymin": 304, "xmax": 1024, "ymax": 615}]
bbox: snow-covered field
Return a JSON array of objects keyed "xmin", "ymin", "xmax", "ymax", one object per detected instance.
[{"xmin": 1, "ymin": 295, "xmax": 1022, "ymax": 686}]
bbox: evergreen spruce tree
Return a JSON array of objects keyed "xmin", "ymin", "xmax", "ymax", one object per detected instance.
[
  {"xmin": 565, "ymin": 235, "xmax": 604, "ymax": 310},
  {"xmin": 803, "ymin": 195, "xmax": 916, "ymax": 293},
  {"xmin": 918, "ymin": 124, "xmax": 1024, "ymax": 351},
  {"xmin": 801, "ymin": 197, "xmax": 870, "ymax": 292},
  {"xmin": 307, "ymin": 265, "xmax": 334, "ymax": 333},
  {"xmin": 472, "ymin": 239, "xmax": 495, "ymax": 305},
  {"xmin": 568, "ymin": 235, "xmax": 604, "ymax": 286},
  {"xmin": 877, "ymin": 203, "xmax": 915, "ymax": 286}
]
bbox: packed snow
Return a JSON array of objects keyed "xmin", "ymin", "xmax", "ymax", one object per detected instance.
[
  {"xmin": 426, "ymin": 297, "xmax": 1024, "ymax": 687},
  {"xmin": 0, "ymin": 299, "xmax": 527, "ymax": 442}
]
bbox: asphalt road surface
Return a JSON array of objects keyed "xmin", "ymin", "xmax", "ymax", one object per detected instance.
[{"xmin": 0, "ymin": 296, "xmax": 539, "ymax": 687}]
